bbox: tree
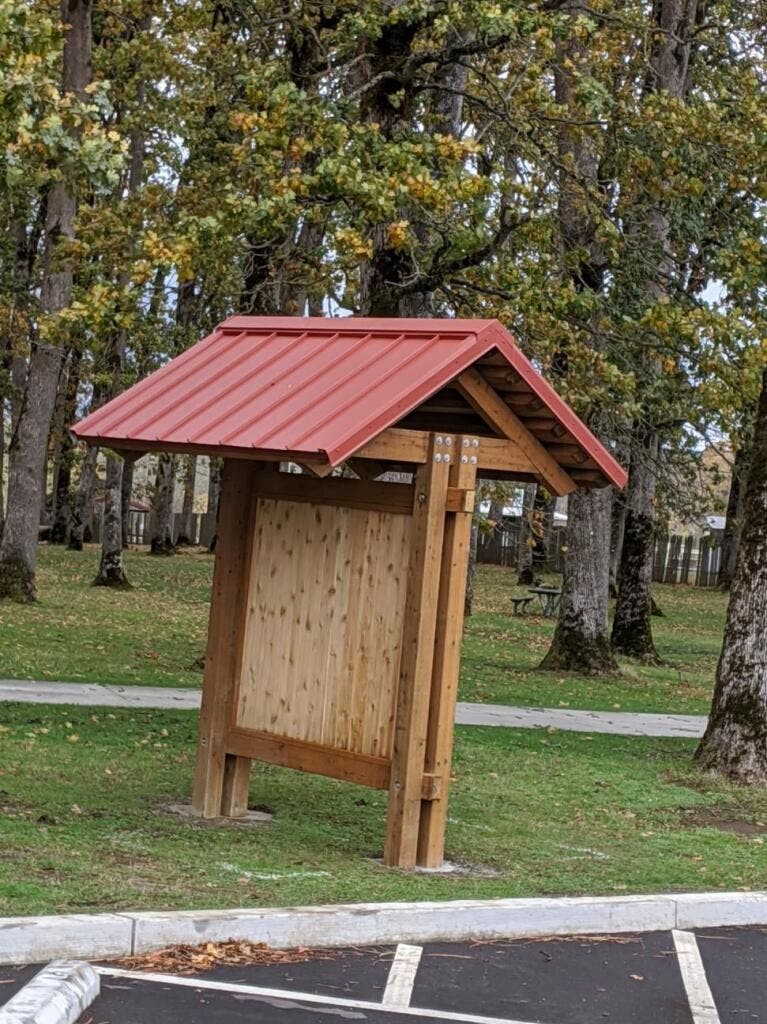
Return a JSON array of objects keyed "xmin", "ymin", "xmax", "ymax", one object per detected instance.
[
  {"xmin": 719, "ymin": 440, "xmax": 751, "ymax": 590},
  {"xmin": 176, "ymin": 456, "xmax": 197, "ymax": 546},
  {"xmin": 695, "ymin": 366, "xmax": 767, "ymax": 782},
  {"xmin": 536, "ymin": 1, "xmax": 618, "ymax": 675},
  {"xmin": 517, "ymin": 483, "xmax": 536, "ymax": 585},
  {"xmin": 0, "ymin": 0, "xmax": 94, "ymax": 600},
  {"xmin": 611, "ymin": 0, "xmax": 702, "ymax": 663},
  {"xmin": 150, "ymin": 453, "xmax": 176, "ymax": 556}
]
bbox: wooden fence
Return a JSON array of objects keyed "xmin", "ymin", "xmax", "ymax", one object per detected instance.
[
  {"xmin": 479, "ymin": 522, "xmax": 722, "ymax": 588},
  {"xmin": 652, "ymin": 534, "xmax": 721, "ymax": 586},
  {"xmin": 92, "ymin": 510, "xmax": 217, "ymax": 548},
  {"xmin": 477, "ymin": 521, "xmax": 567, "ymax": 574}
]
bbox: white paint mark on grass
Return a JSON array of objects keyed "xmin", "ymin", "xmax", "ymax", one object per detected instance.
[
  {"xmin": 556, "ymin": 845, "xmax": 610, "ymax": 861},
  {"xmin": 382, "ymin": 943, "xmax": 422, "ymax": 1007},
  {"xmin": 218, "ymin": 862, "xmax": 330, "ymax": 881},
  {"xmin": 672, "ymin": 929, "xmax": 721, "ymax": 1024},
  {"xmin": 97, "ymin": 967, "xmax": 540, "ymax": 1024}
]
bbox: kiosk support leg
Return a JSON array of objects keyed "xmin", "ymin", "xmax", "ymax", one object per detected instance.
[
  {"xmin": 385, "ymin": 435, "xmax": 451, "ymax": 868},
  {"xmin": 192, "ymin": 460, "xmax": 256, "ymax": 818},
  {"xmin": 417, "ymin": 437, "xmax": 479, "ymax": 867}
]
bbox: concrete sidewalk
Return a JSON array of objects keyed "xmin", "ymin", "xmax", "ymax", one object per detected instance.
[{"xmin": 0, "ymin": 679, "xmax": 707, "ymax": 738}]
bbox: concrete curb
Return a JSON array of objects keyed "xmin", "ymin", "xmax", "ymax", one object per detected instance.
[
  {"xmin": 2, "ymin": 892, "xmax": 767, "ymax": 965},
  {"xmin": 0, "ymin": 960, "xmax": 99, "ymax": 1024}
]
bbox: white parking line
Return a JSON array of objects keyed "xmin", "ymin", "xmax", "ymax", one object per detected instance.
[
  {"xmin": 672, "ymin": 929, "xmax": 721, "ymax": 1024},
  {"xmin": 97, "ymin": 966, "xmax": 539, "ymax": 1024},
  {"xmin": 382, "ymin": 943, "xmax": 423, "ymax": 1007}
]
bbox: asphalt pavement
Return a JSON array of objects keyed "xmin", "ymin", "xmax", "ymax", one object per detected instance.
[{"xmin": 3, "ymin": 926, "xmax": 764, "ymax": 1024}]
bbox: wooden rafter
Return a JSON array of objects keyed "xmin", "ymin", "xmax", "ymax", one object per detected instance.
[{"xmin": 454, "ymin": 368, "xmax": 577, "ymax": 496}]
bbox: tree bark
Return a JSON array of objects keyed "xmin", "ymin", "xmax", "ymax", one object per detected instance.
[
  {"xmin": 176, "ymin": 455, "xmax": 197, "ymax": 545},
  {"xmin": 484, "ymin": 498, "xmax": 505, "ymax": 564},
  {"xmin": 67, "ymin": 444, "xmax": 99, "ymax": 550},
  {"xmin": 464, "ymin": 521, "xmax": 479, "ymax": 617},
  {"xmin": 540, "ymin": 487, "xmax": 618, "ymax": 674},
  {"xmin": 150, "ymin": 453, "xmax": 177, "ymax": 555},
  {"xmin": 49, "ymin": 348, "xmax": 82, "ymax": 543},
  {"xmin": 517, "ymin": 483, "xmax": 536, "ymax": 584},
  {"xmin": 611, "ymin": 430, "xmax": 661, "ymax": 662},
  {"xmin": 610, "ymin": 0, "xmax": 701, "ymax": 646},
  {"xmin": 695, "ymin": 366, "xmax": 767, "ymax": 783},
  {"xmin": 0, "ymin": 0, "xmax": 92, "ymax": 600},
  {"xmin": 719, "ymin": 442, "xmax": 749, "ymax": 589},
  {"xmin": 93, "ymin": 453, "xmax": 130, "ymax": 587},
  {"xmin": 539, "ymin": 1, "xmax": 616, "ymax": 673},
  {"xmin": 609, "ymin": 486, "xmax": 627, "ymax": 598},
  {"xmin": 0, "ymin": 392, "xmax": 6, "ymax": 543},
  {"xmin": 120, "ymin": 457, "xmax": 134, "ymax": 548},
  {"xmin": 93, "ymin": 41, "xmax": 147, "ymax": 585}
]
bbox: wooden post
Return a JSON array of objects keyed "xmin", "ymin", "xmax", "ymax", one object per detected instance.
[
  {"xmin": 192, "ymin": 459, "xmax": 257, "ymax": 817},
  {"xmin": 417, "ymin": 436, "xmax": 479, "ymax": 867},
  {"xmin": 384, "ymin": 434, "xmax": 451, "ymax": 868}
]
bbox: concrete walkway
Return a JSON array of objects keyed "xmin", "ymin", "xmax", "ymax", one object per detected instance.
[{"xmin": 0, "ymin": 679, "xmax": 707, "ymax": 738}]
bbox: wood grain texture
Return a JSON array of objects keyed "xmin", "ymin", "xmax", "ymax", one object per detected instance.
[
  {"xmin": 235, "ymin": 496, "xmax": 412, "ymax": 759},
  {"xmin": 384, "ymin": 437, "xmax": 451, "ymax": 868},
  {"xmin": 192, "ymin": 459, "xmax": 259, "ymax": 817},
  {"xmin": 226, "ymin": 728, "xmax": 391, "ymax": 789},
  {"xmin": 455, "ymin": 368, "xmax": 577, "ymax": 495},
  {"xmin": 417, "ymin": 438, "xmax": 478, "ymax": 866}
]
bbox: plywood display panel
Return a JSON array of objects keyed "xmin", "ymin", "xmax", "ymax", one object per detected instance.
[{"xmin": 235, "ymin": 497, "xmax": 412, "ymax": 758}]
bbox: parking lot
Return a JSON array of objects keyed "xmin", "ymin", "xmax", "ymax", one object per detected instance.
[{"xmin": 2, "ymin": 926, "xmax": 765, "ymax": 1023}]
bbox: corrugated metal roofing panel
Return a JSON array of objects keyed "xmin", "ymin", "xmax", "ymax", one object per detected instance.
[{"xmin": 72, "ymin": 316, "xmax": 626, "ymax": 488}]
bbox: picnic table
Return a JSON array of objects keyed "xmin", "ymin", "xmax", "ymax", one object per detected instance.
[{"xmin": 528, "ymin": 585, "xmax": 562, "ymax": 616}]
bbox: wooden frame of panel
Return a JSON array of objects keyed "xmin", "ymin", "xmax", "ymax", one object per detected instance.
[
  {"xmin": 191, "ymin": 434, "xmax": 480, "ymax": 868},
  {"xmin": 191, "ymin": 360, "xmax": 584, "ymax": 867}
]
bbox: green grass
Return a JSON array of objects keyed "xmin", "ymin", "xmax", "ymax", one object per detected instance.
[
  {"xmin": 0, "ymin": 546, "xmax": 724, "ymax": 713},
  {"xmin": 0, "ymin": 545, "xmax": 211, "ymax": 687},
  {"xmin": 0, "ymin": 703, "xmax": 765, "ymax": 916},
  {"xmin": 461, "ymin": 566, "xmax": 725, "ymax": 715}
]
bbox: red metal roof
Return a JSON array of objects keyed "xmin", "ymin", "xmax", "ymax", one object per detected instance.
[{"xmin": 72, "ymin": 316, "xmax": 626, "ymax": 488}]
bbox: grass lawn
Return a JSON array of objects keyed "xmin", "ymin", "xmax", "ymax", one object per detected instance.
[
  {"xmin": 0, "ymin": 546, "xmax": 723, "ymax": 713},
  {"xmin": 461, "ymin": 566, "xmax": 725, "ymax": 715},
  {"xmin": 1, "ymin": 703, "xmax": 765, "ymax": 917},
  {"xmin": 0, "ymin": 545, "xmax": 212, "ymax": 688}
]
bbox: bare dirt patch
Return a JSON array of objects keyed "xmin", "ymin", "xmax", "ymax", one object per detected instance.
[
  {"xmin": 160, "ymin": 801, "xmax": 273, "ymax": 828},
  {"xmin": 678, "ymin": 806, "xmax": 767, "ymax": 837}
]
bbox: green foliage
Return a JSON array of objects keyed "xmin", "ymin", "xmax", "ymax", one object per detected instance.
[{"xmin": 2, "ymin": 0, "xmax": 766, "ymax": 504}]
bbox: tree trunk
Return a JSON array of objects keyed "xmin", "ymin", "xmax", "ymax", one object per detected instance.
[
  {"xmin": 464, "ymin": 521, "xmax": 479, "ymax": 617},
  {"xmin": 67, "ymin": 444, "xmax": 99, "ymax": 550},
  {"xmin": 534, "ymin": 490, "xmax": 557, "ymax": 573},
  {"xmin": 538, "ymin": 2, "xmax": 617, "ymax": 672},
  {"xmin": 176, "ymin": 455, "xmax": 197, "ymax": 545},
  {"xmin": 0, "ymin": 395, "xmax": 5, "ymax": 543},
  {"xmin": 695, "ymin": 366, "xmax": 767, "ymax": 783},
  {"xmin": 0, "ymin": 344, "xmax": 64, "ymax": 599},
  {"xmin": 609, "ymin": 486, "xmax": 627, "ymax": 598},
  {"xmin": 0, "ymin": 0, "xmax": 92, "ymax": 600},
  {"xmin": 120, "ymin": 457, "xmax": 134, "ymax": 548},
  {"xmin": 611, "ymin": 431, "xmax": 660, "ymax": 662},
  {"xmin": 719, "ymin": 443, "xmax": 749, "ymax": 589},
  {"xmin": 93, "ymin": 454, "xmax": 130, "ymax": 587},
  {"xmin": 202, "ymin": 456, "xmax": 222, "ymax": 551},
  {"xmin": 484, "ymin": 498, "xmax": 505, "ymax": 564},
  {"xmin": 540, "ymin": 487, "xmax": 618, "ymax": 674},
  {"xmin": 517, "ymin": 483, "xmax": 536, "ymax": 584},
  {"xmin": 150, "ymin": 453, "xmax": 176, "ymax": 555},
  {"xmin": 49, "ymin": 349, "xmax": 82, "ymax": 543},
  {"xmin": 609, "ymin": 0, "xmax": 701, "ymax": 644}
]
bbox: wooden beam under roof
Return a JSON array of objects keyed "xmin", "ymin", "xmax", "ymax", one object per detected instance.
[{"xmin": 454, "ymin": 368, "xmax": 577, "ymax": 496}]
